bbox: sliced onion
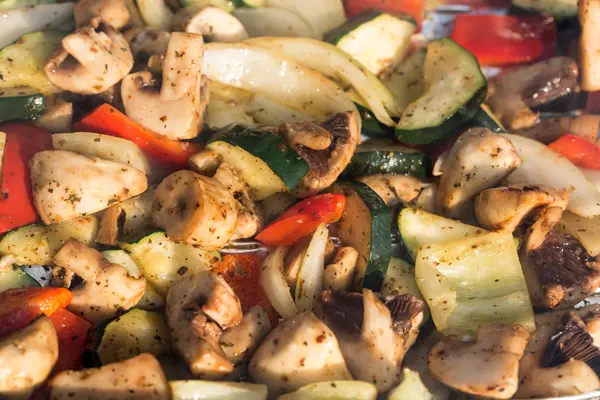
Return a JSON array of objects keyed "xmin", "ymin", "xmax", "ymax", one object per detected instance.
[
  {"xmin": 581, "ymin": 168, "xmax": 600, "ymax": 193},
  {"xmin": 0, "ymin": 3, "xmax": 74, "ymax": 49},
  {"xmin": 266, "ymin": 0, "xmax": 345, "ymax": 39},
  {"xmin": 233, "ymin": 7, "xmax": 316, "ymax": 39},
  {"xmin": 295, "ymin": 223, "xmax": 328, "ymax": 313},
  {"xmin": 504, "ymin": 134, "xmax": 600, "ymax": 218},
  {"xmin": 259, "ymin": 246, "xmax": 298, "ymax": 319},
  {"xmin": 245, "ymin": 37, "xmax": 403, "ymax": 125},
  {"xmin": 203, "ymin": 43, "xmax": 356, "ymax": 123}
]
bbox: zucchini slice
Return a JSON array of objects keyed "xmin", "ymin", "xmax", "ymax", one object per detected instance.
[
  {"xmin": 97, "ymin": 309, "xmax": 171, "ymax": 364},
  {"xmin": 330, "ymin": 181, "xmax": 392, "ymax": 291},
  {"xmin": 398, "ymin": 208, "xmax": 488, "ymax": 262},
  {"xmin": 512, "ymin": 0, "xmax": 577, "ymax": 19},
  {"xmin": 381, "ymin": 257, "xmax": 429, "ymax": 322},
  {"xmin": 279, "ymin": 381, "xmax": 377, "ymax": 400},
  {"xmin": 0, "ymin": 88, "xmax": 45, "ymax": 123},
  {"xmin": 325, "ymin": 10, "xmax": 416, "ymax": 76},
  {"xmin": 0, "ymin": 267, "xmax": 40, "ymax": 291},
  {"xmin": 394, "ymin": 38, "xmax": 487, "ymax": 145},
  {"xmin": 207, "ymin": 126, "xmax": 309, "ymax": 200},
  {"xmin": 0, "ymin": 30, "xmax": 66, "ymax": 95},
  {"xmin": 381, "ymin": 48, "xmax": 426, "ymax": 113},
  {"xmin": 0, "ymin": 216, "xmax": 99, "ymax": 266},
  {"xmin": 119, "ymin": 231, "xmax": 220, "ymax": 296},
  {"xmin": 170, "ymin": 381, "xmax": 268, "ymax": 400},
  {"xmin": 342, "ymin": 139, "xmax": 429, "ymax": 179},
  {"xmin": 470, "ymin": 104, "xmax": 506, "ymax": 133},
  {"xmin": 355, "ymin": 103, "xmax": 393, "ymax": 138}
]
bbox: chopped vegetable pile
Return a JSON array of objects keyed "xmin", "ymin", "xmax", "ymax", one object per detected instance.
[{"xmin": 0, "ymin": 0, "xmax": 600, "ymax": 399}]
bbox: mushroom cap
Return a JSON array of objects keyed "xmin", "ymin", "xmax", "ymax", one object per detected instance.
[
  {"xmin": 74, "ymin": 0, "xmax": 130, "ymax": 29},
  {"xmin": 436, "ymin": 128, "xmax": 522, "ymax": 219},
  {"xmin": 45, "ymin": 19, "xmax": 133, "ymax": 95},
  {"xmin": 428, "ymin": 324, "xmax": 530, "ymax": 399}
]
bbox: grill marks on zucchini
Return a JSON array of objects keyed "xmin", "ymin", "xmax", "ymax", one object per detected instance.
[
  {"xmin": 330, "ymin": 181, "xmax": 392, "ymax": 291},
  {"xmin": 394, "ymin": 38, "xmax": 487, "ymax": 145}
]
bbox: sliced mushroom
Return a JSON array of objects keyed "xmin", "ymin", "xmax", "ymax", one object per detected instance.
[
  {"xmin": 30, "ymin": 150, "xmax": 147, "ymax": 224},
  {"xmin": 166, "ymin": 271, "xmax": 242, "ymax": 379},
  {"xmin": 36, "ymin": 100, "xmax": 73, "ymax": 133},
  {"xmin": 123, "ymin": 27, "xmax": 171, "ymax": 59},
  {"xmin": 280, "ymin": 121, "xmax": 333, "ymax": 151},
  {"xmin": 436, "ymin": 128, "xmax": 522, "ymax": 219},
  {"xmin": 49, "ymin": 353, "xmax": 169, "ymax": 400},
  {"xmin": 521, "ymin": 229, "xmax": 600, "ymax": 309},
  {"xmin": 356, "ymin": 174, "xmax": 421, "ymax": 207},
  {"xmin": 428, "ymin": 324, "xmax": 530, "ymax": 399},
  {"xmin": 54, "ymin": 239, "xmax": 146, "ymax": 323},
  {"xmin": 152, "ymin": 170, "xmax": 239, "ymax": 250},
  {"xmin": 488, "ymin": 57, "xmax": 579, "ymax": 130},
  {"xmin": 0, "ymin": 317, "xmax": 58, "ymax": 399},
  {"xmin": 188, "ymin": 149, "xmax": 223, "ymax": 176},
  {"xmin": 74, "ymin": 0, "xmax": 130, "ymax": 29},
  {"xmin": 96, "ymin": 204, "xmax": 124, "ymax": 246},
  {"xmin": 323, "ymin": 246, "xmax": 359, "ymax": 291},
  {"xmin": 121, "ymin": 32, "xmax": 208, "ymax": 140},
  {"xmin": 474, "ymin": 184, "xmax": 568, "ymax": 249},
  {"xmin": 516, "ymin": 305, "xmax": 600, "ymax": 398},
  {"xmin": 249, "ymin": 311, "xmax": 352, "ymax": 396},
  {"xmin": 173, "ymin": 6, "xmax": 248, "ymax": 42},
  {"xmin": 410, "ymin": 182, "xmax": 437, "ymax": 213},
  {"xmin": 287, "ymin": 111, "xmax": 360, "ymax": 198},
  {"xmin": 45, "ymin": 18, "xmax": 133, "ymax": 95},
  {"xmin": 219, "ymin": 305, "xmax": 271, "ymax": 364},
  {"xmin": 316, "ymin": 290, "xmax": 425, "ymax": 392},
  {"xmin": 514, "ymin": 114, "xmax": 600, "ymax": 144},
  {"xmin": 213, "ymin": 162, "xmax": 262, "ymax": 241}
]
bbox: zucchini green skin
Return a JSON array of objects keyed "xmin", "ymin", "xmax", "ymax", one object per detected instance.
[
  {"xmin": 395, "ymin": 86, "xmax": 487, "ymax": 145},
  {"xmin": 0, "ymin": 91, "xmax": 45, "ymax": 123},
  {"xmin": 341, "ymin": 148, "xmax": 429, "ymax": 179},
  {"xmin": 355, "ymin": 103, "xmax": 394, "ymax": 138},
  {"xmin": 334, "ymin": 181, "xmax": 392, "ymax": 291},
  {"xmin": 210, "ymin": 125, "xmax": 310, "ymax": 191},
  {"xmin": 324, "ymin": 9, "xmax": 416, "ymax": 44},
  {"xmin": 470, "ymin": 106, "xmax": 506, "ymax": 133}
]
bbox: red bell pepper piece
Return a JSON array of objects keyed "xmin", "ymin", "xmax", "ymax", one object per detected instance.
[
  {"xmin": 0, "ymin": 287, "xmax": 73, "ymax": 339},
  {"xmin": 213, "ymin": 254, "xmax": 278, "ymax": 326},
  {"xmin": 343, "ymin": 0, "xmax": 424, "ymax": 30},
  {"xmin": 548, "ymin": 134, "xmax": 600, "ymax": 170},
  {"xmin": 75, "ymin": 104, "xmax": 202, "ymax": 171},
  {"xmin": 49, "ymin": 308, "xmax": 92, "ymax": 372},
  {"xmin": 0, "ymin": 123, "xmax": 52, "ymax": 234},
  {"xmin": 451, "ymin": 15, "xmax": 557, "ymax": 66},
  {"xmin": 255, "ymin": 194, "xmax": 346, "ymax": 246}
]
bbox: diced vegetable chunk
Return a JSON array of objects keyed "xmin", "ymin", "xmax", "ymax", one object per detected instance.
[{"xmin": 416, "ymin": 231, "xmax": 535, "ymax": 335}]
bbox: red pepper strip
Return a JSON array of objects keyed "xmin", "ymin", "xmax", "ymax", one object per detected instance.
[
  {"xmin": 548, "ymin": 134, "xmax": 600, "ymax": 170},
  {"xmin": 256, "ymin": 194, "xmax": 346, "ymax": 246},
  {"xmin": 0, "ymin": 123, "xmax": 52, "ymax": 234},
  {"xmin": 75, "ymin": 104, "xmax": 202, "ymax": 171},
  {"xmin": 213, "ymin": 254, "xmax": 279, "ymax": 326},
  {"xmin": 451, "ymin": 15, "xmax": 557, "ymax": 66},
  {"xmin": 49, "ymin": 308, "xmax": 92, "ymax": 373},
  {"xmin": 343, "ymin": 0, "xmax": 424, "ymax": 30},
  {"xmin": 0, "ymin": 287, "xmax": 73, "ymax": 339}
]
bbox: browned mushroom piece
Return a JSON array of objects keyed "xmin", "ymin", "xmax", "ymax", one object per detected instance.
[
  {"xmin": 516, "ymin": 305, "xmax": 600, "ymax": 398},
  {"xmin": 283, "ymin": 111, "xmax": 360, "ymax": 198},
  {"xmin": 315, "ymin": 289, "xmax": 425, "ymax": 393},
  {"xmin": 428, "ymin": 324, "xmax": 530, "ymax": 399},
  {"xmin": 487, "ymin": 57, "xmax": 579, "ymax": 130},
  {"xmin": 436, "ymin": 128, "xmax": 522, "ymax": 219},
  {"xmin": 356, "ymin": 174, "xmax": 421, "ymax": 207},
  {"xmin": 522, "ymin": 229, "xmax": 600, "ymax": 309},
  {"xmin": 45, "ymin": 18, "xmax": 133, "ymax": 95},
  {"xmin": 96, "ymin": 204, "xmax": 125, "ymax": 246},
  {"xmin": 514, "ymin": 114, "xmax": 600, "ymax": 144},
  {"xmin": 172, "ymin": 5, "xmax": 248, "ymax": 42},
  {"xmin": 74, "ymin": 0, "xmax": 130, "ymax": 29},
  {"xmin": 123, "ymin": 27, "xmax": 171, "ymax": 59},
  {"xmin": 121, "ymin": 32, "xmax": 209, "ymax": 140}
]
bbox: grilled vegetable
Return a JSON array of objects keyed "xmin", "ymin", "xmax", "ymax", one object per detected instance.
[
  {"xmin": 330, "ymin": 181, "xmax": 392, "ymax": 290},
  {"xmin": 394, "ymin": 38, "xmax": 487, "ymax": 144},
  {"xmin": 0, "ymin": 88, "xmax": 45, "ymax": 123}
]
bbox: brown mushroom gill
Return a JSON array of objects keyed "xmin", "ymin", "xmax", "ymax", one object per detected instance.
[
  {"xmin": 542, "ymin": 313, "xmax": 600, "ymax": 375},
  {"xmin": 528, "ymin": 230, "xmax": 600, "ymax": 306}
]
